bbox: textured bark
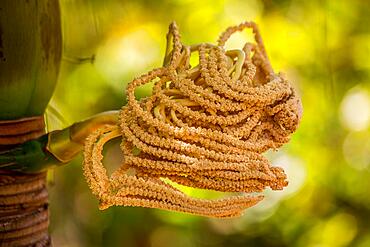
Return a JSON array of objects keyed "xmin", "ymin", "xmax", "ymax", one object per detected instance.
[
  {"xmin": 0, "ymin": 115, "xmax": 50, "ymax": 246},
  {"xmin": 0, "ymin": 116, "xmax": 45, "ymax": 145},
  {"xmin": 0, "ymin": 115, "xmax": 49, "ymax": 246},
  {"xmin": 0, "ymin": 171, "xmax": 50, "ymax": 246}
]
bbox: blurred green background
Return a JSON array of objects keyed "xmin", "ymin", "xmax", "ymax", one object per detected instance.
[{"xmin": 47, "ymin": 0, "xmax": 370, "ymax": 246}]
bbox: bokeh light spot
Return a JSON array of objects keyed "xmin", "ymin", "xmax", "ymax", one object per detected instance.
[
  {"xmin": 321, "ymin": 213, "xmax": 358, "ymax": 247},
  {"xmin": 340, "ymin": 87, "xmax": 370, "ymax": 131},
  {"xmin": 343, "ymin": 131, "xmax": 370, "ymax": 170},
  {"xmin": 96, "ymin": 27, "xmax": 160, "ymax": 91}
]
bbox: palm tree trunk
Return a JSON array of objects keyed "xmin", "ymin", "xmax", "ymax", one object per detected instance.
[{"xmin": 0, "ymin": 0, "xmax": 62, "ymax": 246}]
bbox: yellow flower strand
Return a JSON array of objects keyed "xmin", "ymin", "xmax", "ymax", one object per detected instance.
[{"xmin": 83, "ymin": 21, "xmax": 302, "ymax": 218}]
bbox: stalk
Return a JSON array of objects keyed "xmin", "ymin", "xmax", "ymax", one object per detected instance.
[{"xmin": 0, "ymin": 111, "xmax": 119, "ymax": 173}]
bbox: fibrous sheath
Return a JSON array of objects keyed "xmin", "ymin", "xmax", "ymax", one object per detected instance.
[{"xmin": 83, "ymin": 21, "xmax": 302, "ymax": 218}]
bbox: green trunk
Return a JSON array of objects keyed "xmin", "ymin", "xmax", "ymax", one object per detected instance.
[{"xmin": 0, "ymin": 0, "xmax": 62, "ymax": 119}]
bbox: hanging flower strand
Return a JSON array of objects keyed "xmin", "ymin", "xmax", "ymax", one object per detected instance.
[{"xmin": 83, "ymin": 21, "xmax": 302, "ymax": 218}]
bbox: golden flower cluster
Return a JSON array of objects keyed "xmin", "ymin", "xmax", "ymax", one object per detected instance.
[{"xmin": 83, "ymin": 21, "xmax": 302, "ymax": 218}]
